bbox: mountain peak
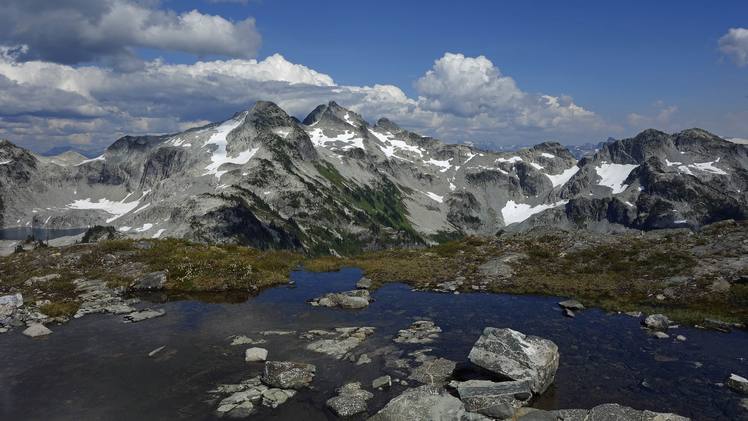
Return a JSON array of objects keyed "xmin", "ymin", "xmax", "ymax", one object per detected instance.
[
  {"xmin": 302, "ymin": 101, "xmax": 365, "ymax": 128},
  {"xmin": 375, "ymin": 118, "xmax": 401, "ymax": 132}
]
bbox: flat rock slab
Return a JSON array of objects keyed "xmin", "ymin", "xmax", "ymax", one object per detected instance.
[
  {"xmin": 261, "ymin": 361, "xmax": 316, "ymax": 389},
  {"xmin": 468, "ymin": 327, "xmax": 559, "ymax": 394},
  {"xmin": 302, "ymin": 327, "xmax": 375, "ymax": 359},
  {"xmin": 455, "ymin": 379, "xmax": 532, "ymax": 419},
  {"xmin": 393, "ymin": 320, "xmax": 441, "ymax": 344},
  {"xmin": 245, "ymin": 347, "xmax": 268, "ymax": 362},
  {"xmin": 129, "ymin": 271, "xmax": 167, "ymax": 291},
  {"xmin": 369, "ymin": 385, "xmax": 491, "ymax": 421},
  {"xmin": 123, "ymin": 309, "xmax": 165, "ymax": 323},
  {"xmin": 409, "ymin": 358, "xmax": 456, "ymax": 385}
]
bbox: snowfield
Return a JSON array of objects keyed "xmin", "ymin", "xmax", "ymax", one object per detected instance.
[{"xmin": 595, "ymin": 162, "xmax": 639, "ymax": 194}]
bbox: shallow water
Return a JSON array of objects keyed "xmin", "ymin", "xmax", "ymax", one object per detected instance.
[{"xmin": 1, "ymin": 268, "xmax": 747, "ymax": 420}]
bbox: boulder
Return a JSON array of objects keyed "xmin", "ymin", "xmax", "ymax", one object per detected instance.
[
  {"xmin": 558, "ymin": 299, "xmax": 585, "ymax": 310},
  {"xmin": 245, "ymin": 347, "xmax": 268, "ymax": 362},
  {"xmin": 727, "ymin": 373, "xmax": 748, "ymax": 395},
  {"xmin": 261, "ymin": 361, "xmax": 316, "ymax": 389},
  {"xmin": 129, "ymin": 271, "xmax": 167, "ymax": 291},
  {"xmin": 468, "ymin": 327, "xmax": 559, "ymax": 394},
  {"xmin": 372, "ymin": 375, "xmax": 392, "ymax": 389},
  {"xmin": 261, "ymin": 388, "xmax": 296, "ymax": 408},
  {"xmin": 22, "ymin": 323, "xmax": 52, "ymax": 337},
  {"xmin": 309, "ymin": 290, "xmax": 372, "ymax": 309},
  {"xmin": 409, "ymin": 358, "xmax": 456, "ymax": 385},
  {"xmin": 643, "ymin": 314, "xmax": 670, "ymax": 331},
  {"xmin": 455, "ymin": 379, "xmax": 533, "ymax": 419},
  {"xmin": 325, "ymin": 382, "xmax": 373, "ymax": 417},
  {"xmin": 369, "ymin": 385, "xmax": 491, "ymax": 421},
  {"xmin": 0, "ymin": 293, "xmax": 23, "ymax": 308},
  {"xmin": 356, "ymin": 277, "xmax": 372, "ymax": 289}
]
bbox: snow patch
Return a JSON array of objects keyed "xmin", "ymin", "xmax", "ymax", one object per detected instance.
[
  {"xmin": 423, "ymin": 191, "xmax": 444, "ymax": 203},
  {"xmin": 545, "ymin": 165, "xmax": 579, "ymax": 187},
  {"xmin": 529, "ymin": 162, "xmax": 544, "ymax": 170},
  {"xmin": 496, "ymin": 156, "xmax": 522, "ymax": 164},
  {"xmin": 424, "ymin": 157, "xmax": 453, "ymax": 173},
  {"xmin": 369, "ymin": 129, "xmax": 424, "ymax": 159},
  {"xmin": 134, "ymin": 223, "xmax": 153, "ymax": 232},
  {"xmin": 67, "ymin": 191, "xmax": 149, "ymax": 223},
  {"xmin": 152, "ymin": 229, "xmax": 166, "ymax": 238},
  {"xmin": 501, "ymin": 200, "xmax": 568, "ymax": 225},
  {"xmin": 540, "ymin": 152, "xmax": 556, "ymax": 159},
  {"xmin": 595, "ymin": 162, "xmax": 638, "ymax": 194},
  {"xmin": 76, "ymin": 155, "xmax": 105, "ymax": 166},
  {"xmin": 0, "ymin": 160, "xmax": 12, "ymax": 165},
  {"xmin": 308, "ymin": 128, "xmax": 364, "ymax": 150}
]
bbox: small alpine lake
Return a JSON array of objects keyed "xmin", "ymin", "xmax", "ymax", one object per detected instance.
[{"xmin": 1, "ymin": 268, "xmax": 746, "ymax": 420}]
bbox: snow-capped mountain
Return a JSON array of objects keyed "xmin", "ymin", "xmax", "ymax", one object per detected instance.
[{"xmin": 1, "ymin": 101, "xmax": 746, "ymax": 253}]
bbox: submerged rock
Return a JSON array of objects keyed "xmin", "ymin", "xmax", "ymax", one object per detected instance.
[
  {"xmin": 123, "ymin": 308, "xmax": 165, "ymax": 323},
  {"xmin": 454, "ymin": 379, "xmax": 533, "ymax": 419},
  {"xmin": 230, "ymin": 335, "xmax": 267, "ymax": 346},
  {"xmin": 644, "ymin": 314, "xmax": 670, "ymax": 331},
  {"xmin": 22, "ymin": 323, "xmax": 52, "ymax": 337},
  {"xmin": 468, "ymin": 327, "xmax": 559, "ymax": 394},
  {"xmin": 261, "ymin": 361, "xmax": 316, "ymax": 389},
  {"xmin": 302, "ymin": 327, "xmax": 375, "ymax": 359},
  {"xmin": 261, "ymin": 388, "xmax": 296, "ymax": 408},
  {"xmin": 309, "ymin": 289, "xmax": 372, "ymax": 309},
  {"xmin": 727, "ymin": 373, "xmax": 748, "ymax": 395},
  {"xmin": 393, "ymin": 320, "xmax": 442, "ymax": 344},
  {"xmin": 408, "ymin": 357, "xmax": 456, "ymax": 385},
  {"xmin": 326, "ymin": 382, "xmax": 373, "ymax": 417},
  {"xmin": 369, "ymin": 385, "xmax": 490, "ymax": 421}
]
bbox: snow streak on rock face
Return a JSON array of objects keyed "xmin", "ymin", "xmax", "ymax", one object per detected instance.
[
  {"xmin": 545, "ymin": 165, "xmax": 579, "ymax": 187},
  {"xmin": 308, "ymin": 128, "xmax": 364, "ymax": 150},
  {"xmin": 594, "ymin": 162, "xmax": 638, "ymax": 194},
  {"xmin": 204, "ymin": 114, "xmax": 259, "ymax": 178},
  {"xmin": 66, "ymin": 191, "xmax": 149, "ymax": 223}
]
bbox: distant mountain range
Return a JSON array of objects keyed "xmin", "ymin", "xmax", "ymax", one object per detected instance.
[{"xmin": 1, "ymin": 101, "xmax": 746, "ymax": 254}]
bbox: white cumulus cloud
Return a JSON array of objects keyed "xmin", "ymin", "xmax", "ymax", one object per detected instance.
[{"xmin": 719, "ymin": 27, "xmax": 748, "ymax": 66}]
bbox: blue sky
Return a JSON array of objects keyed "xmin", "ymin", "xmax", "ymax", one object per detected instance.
[{"xmin": 0, "ymin": 0, "xmax": 746, "ymax": 152}]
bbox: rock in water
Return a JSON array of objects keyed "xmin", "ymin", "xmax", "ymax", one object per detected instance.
[
  {"xmin": 356, "ymin": 277, "xmax": 372, "ymax": 289},
  {"xmin": 326, "ymin": 382, "xmax": 373, "ymax": 417},
  {"xmin": 22, "ymin": 323, "xmax": 52, "ymax": 337},
  {"xmin": 393, "ymin": 320, "xmax": 442, "ymax": 344},
  {"xmin": 468, "ymin": 327, "xmax": 559, "ymax": 394},
  {"xmin": 123, "ymin": 309, "xmax": 165, "ymax": 323},
  {"xmin": 455, "ymin": 379, "xmax": 532, "ymax": 419},
  {"xmin": 372, "ymin": 375, "xmax": 392, "ymax": 389},
  {"xmin": 727, "ymin": 373, "xmax": 748, "ymax": 395},
  {"xmin": 245, "ymin": 347, "xmax": 268, "ymax": 362},
  {"xmin": 261, "ymin": 361, "xmax": 316, "ymax": 389},
  {"xmin": 309, "ymin": 290, "xmax": 372, "ymax": 309},
  {"xmin": 369, "ymin": 385, "xmax": 490, "ymax": 421},
  {"xmin": 558, "ymin": 299, "xmax": 585, "ymax": 310},
  {"xmin": 130, "ymin": 271, "xmax": 167, "ymax": 290},
  {"xmin": 302, "ymin": 327, "xmax": 375, "ymax": 359},
  {"xmin": 643, "ymin": 314, "xmax": 670, "ymax": 331}
]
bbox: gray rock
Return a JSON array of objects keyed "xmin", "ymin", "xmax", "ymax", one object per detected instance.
[
  {"xmin": 652, "ymin": 331, "xmax": 670, "ymax": 339},
  {"xmin": 372, "ymin": 375, "xmax": 392, "ymax": 389},
  {"xmin": 130, "ymin": 271, "xmax": 167, "ymax": 290},
  {"xmin": 22, "ymin": 323, "xmax": 52, "ymax": 337},
  {"xmin": 468, "ymin": 327, "xmax": 559, "ymax": 394},
  {"xmin": 24, "ymin": 274, "xmax": 60, "ymax": 286},
  {"xmin": 727, "ymin": 373, "xmax": 748, "ymax": 395},
  {"xmin": 261, "ymin": 388, "xmax": 296, "ymax": 408},
  {"xmin": 356, "ymin": 277, "xmax": 372, "ymax": 289},
  {"xmin": 148, "ymin": 346, "xmax": 166, "ymax": 357},
  {"xmin": 0, "ymin": 293, "xmax": 23, "ymax": 308},
  {"xmin": 587, "ymin": 403, "xmax": 690, "ymax": 421},
  {"xmin": 393, "ymin": 320, "xmax": 441, "ymax": 344},
  {"xmin": 455, "ymin": 379, "xmax": 532, "ymax": 419},
  {"xmin": 123, "ymin": 308, "xmax": 165, "ymax": 323},
  {"xmin": 261, "ymin": 361, "xmax": 316, "ymax": 389},
  {"xmin": 309, "ymin": 289, "xmax": 372, "ymax": 309},
  {"xmin": 356, "ymin": 353, "xmax": 372, "ymax": 365},
  {"xmin": 644, "ymin": 314, "xmax": 670, "ymax": 331},
  {"xmin": 302, "ymin": 327, "xmax": 375, "ymax": 359},
  {"xmin": 230, "ymin": 335, "xmax": 267, "ymax": 346},
  {"xmin": 245, "ymin": 347, "xmax": 268, "ymax": 362},
  {"xmin": 369, "ymin": 385, "xmax": 491, "ymax": 421},
  {"xmin": 409, "ymin": 358, "xmax": 456, "ymax": 385},
  {"xmin": 559, "ymin": 299, "xmax": 585, "ymax": 310},
  {"xmin": 563, "ymin": 309, "xmax": 576, "ymax": 318},
  {"xmin": 325, "ymin": 382, "xmax": 373, "ymax": 417}
]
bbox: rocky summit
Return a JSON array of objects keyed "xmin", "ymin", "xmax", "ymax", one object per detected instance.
[{"xmin": 1, "ymin": 101, "xmax": 746, "ymax": 255}]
